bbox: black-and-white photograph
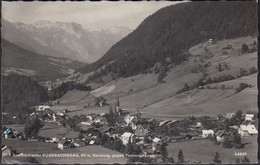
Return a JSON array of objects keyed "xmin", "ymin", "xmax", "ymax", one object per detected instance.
[{"xmin": 1, "ymin": 1, "xmax": 258, "ymax": 164}]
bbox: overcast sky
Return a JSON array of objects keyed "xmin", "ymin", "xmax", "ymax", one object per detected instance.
[{"xmin": 2, "ymin": 1, "xmax": 183, "ymax": 30}]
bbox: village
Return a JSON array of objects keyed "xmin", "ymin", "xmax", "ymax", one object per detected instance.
[{"xmin": 2, "ymin": 98, "xmax": 258, "ymax": 163}]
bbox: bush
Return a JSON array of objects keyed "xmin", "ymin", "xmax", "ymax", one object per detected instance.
[
  {"xmin": 222, "ymin": 137, "xmax": 233, "ymax": 148},
  {"xmin": 235, "ymin": 83, "xmax": 252, "ymax": 93},
  {"xmin": 242, "ymin": 43, "xmax": 249, "ymax": 53}
]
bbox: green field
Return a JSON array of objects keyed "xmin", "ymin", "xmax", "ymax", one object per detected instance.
[
  {"xmin": 2, "ymin": 139, "xmax": 58, "ymax": 153},
  {"xmin": 38, "ymin": 122, "xmax": 78, "ymax": 139},
  {"xmin": 2, "ymin": 139, "xmax": 128, "ymax": 164},
  {"xmin": 167, "ymin": 136, "xmax": 258, "ymax": 164}
]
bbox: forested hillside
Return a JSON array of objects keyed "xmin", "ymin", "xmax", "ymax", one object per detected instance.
[
  {"xmin": 2, "ymin": 73, "xmax": 49, "ymax": 114},
  {"xmin": 78, "ymin": 1, "xmax": 257, "ymax": 81}
]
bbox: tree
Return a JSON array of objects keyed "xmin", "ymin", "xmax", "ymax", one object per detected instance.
[
  {"xmin": 242, "ymin": 43, "xmax": 249, "ymax": 53},
  {"xmin": 222, "ymin": 137, "xmax": 233, "ymax": 148},
  {"xmin": 242, "ymin": 156, "xmax": 250, "ymax": 163},
  {"xmin": 233, "ymin": 135, "xmax": 242, "ymax": 149},
  {"xmin": 106, "ymin": 106, "xmax": 115, "ymax": 126},
  {"xmin": 182, "ymin": 83, "xmax": 190, "ymax": 92},
  {"xmin": 236, "ymin": 158, "xmax": 240, "ymax": 164},
  {"xmin": 213, "ymin": 152, "xmax": 222, "ymax": 164},
  {"xmin": 169, "ymin": 157, "xmax": 175, "ymax": 163},
  {"xmin": 24, "ymin": 117, "xmax": 44, "ymax": 139},
  {"xmin": 235, "ymin": 110, "xmax": 243, "ymax": 123},
  {"xmin": 218, "ymin": 63, "xmax": 222, "ymax": 72},
  {"xmin": 116, "ymin": 98, "xmax": 120, "ymax": 107},
  {"xmin": 161, "ymin": 143, "xmax": 168, "ymax": 163},
  {"xmin": 178, "ymin": 149, "xmax": 184, "ymax": 163},
  {"xmin": 157, "ymin": 67, "xmax": 167, "ymax": 83}
]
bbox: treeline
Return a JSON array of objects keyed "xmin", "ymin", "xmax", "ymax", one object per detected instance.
[
  {"xmin": 2, "ymin": 73, "xmax": 49, "ymax": 114},
  {"xmin": 178, "ymin": 66, "xmax": 257, "ymax": 94},
  {"xmin": 78, "ymin": 1, "xmax": 257, "ymax": 82},
  {"xmin": 49, "ymin": 81, "xmax": 91, "ymax": 100}
]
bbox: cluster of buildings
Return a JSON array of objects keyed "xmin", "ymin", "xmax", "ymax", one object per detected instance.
[
  {"xmin": 3, "ymin": 102, "xmax": 258, "ymax": 158},
  {"xmin": 201, "ymin": 113, "xmax": 258, "ymax": 143}
]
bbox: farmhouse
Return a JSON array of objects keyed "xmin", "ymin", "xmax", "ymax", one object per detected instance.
[
  {"xmin": 93, "ymin": 116, "xmax": 108, "ymax": 125},
  {"xmin": 152, "ymin": 142, "xmax": 162, "ymax": 154},
  {"xmin": 202, "ymin": 130, "xmax": 214, "ymax": 138},
  {"xmin": 124, "ymin": 115, "xmax": 137, "ymax": 126},
  {"xmin": 36, "ymin": 105, "xmax": 50, "ymax": 111},
  {"xmin": 152, "ymin": 137, "xmax": 161, "ymax": 143},
  {"xmin": 215, "ymin": 130, "xmax": 226, "ymax": 142},
  {"xmin": 226, "ymin": 113, "xmax": 235, "ymax": 119},
  {"xmin": 245, "ymin": 114, "xmax": 254, "ymax": 121},
  {"xmin": 141, "ymin": 145, "xmax": 154, "ymax": 155},
  {"xmin": 4, "ymin": 129, "xmax": 14, "ymax": 139},
  {"xmin": 2, "ymin": 145, "xmax": 12, "ymax": 157},
  {"xmin": 121, "ymin": 132, "xmax": 136, "ymax": 145},
  {"xmin": 58, "ymin": 140, "xmax": 72, "ymax": 150},
  {"xmin": 72, "ymin": 139, "xmax": 85, "ymax": 147},
  {"xmin": 135, "ymin": 125, "xmax": 149, "ymax": 139},
  {"xmin": 238, "ymin": 125, "xmax": 258, "ymax": 136}
]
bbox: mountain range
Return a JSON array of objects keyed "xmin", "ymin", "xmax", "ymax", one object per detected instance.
[{"xmin": 2, "ymin": 19, "xmax": 132, "ymax": 63}]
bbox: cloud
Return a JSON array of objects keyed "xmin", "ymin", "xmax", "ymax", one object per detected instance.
[{"xmin": 2, "ymin": 1, "xmax": 182, "ymax": 30}]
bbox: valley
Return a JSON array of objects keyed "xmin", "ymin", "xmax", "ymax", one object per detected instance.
[{"xmin": 2, "ymin": 1, "xmax": 258, "ymax": 164}]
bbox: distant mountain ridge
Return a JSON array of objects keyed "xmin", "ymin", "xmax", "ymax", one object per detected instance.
[
  {"xmin": 2, "ymin": 39, "xmax": 86, "ymax": 81},
  {"xmin": 2, "ymin": 19, "xmax": 132, "ymax": 63},
  {"xmin": 78, "ymin": 1, "xmax": 257, "ymax": 80}
]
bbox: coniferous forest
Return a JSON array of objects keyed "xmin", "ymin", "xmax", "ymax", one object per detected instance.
[
  {"xmin": 78, "ymin": 2, "xmax": 257, "ymax": 82},
  {"xmin": 2, "ymin": 73, "xmax": 49, "ymax": 114}
]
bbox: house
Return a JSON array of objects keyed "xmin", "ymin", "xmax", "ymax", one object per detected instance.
[
  {"xmin": 245, "ymin": 114, "xmax": 254, "ymax": 121},
  {"xmin": 58, "ymin": 140, "xmax": 72, "ymax": 150},
  {"xmin": 196, "ymin": 122, "xmax": 202, "ymax": 128},
  {"xmin": 130, "ymin": 123, "xmax": 137, "ymax": 130},
  {"xmin": 135, "ymin": 125, "xmax": 149, "ymax": 139},
  {"xmin": 72, "ymin": 139, "xmax": 85, "ymax": 147},
  {"xmin": 4, "ymin": 129, "xmax": 14, "ymax": 139},
  {"xmin": 93, "ymin": 116, "xmax": 107, "ymax": 125},
  {"xmin": 202, "ymin": 130, "xmax": 214, "ymax": 138},
  {"xmin": 102, "ymin": 127, "xmax": 116, "ymax": 137},
  {"xmin": 159, "ymin": 120, "xmax": 171, "ymax": 126},
  {"xmin": 215, "ymin": 130, "xmax": 226, "ymax": 142},
  {"xmin": 86, "ymin": 115, "xmax": 93, "ymax": 122},
  {"xmin": 56, "ymin": 112, "xmax": 65, "ymax": 116},
  {"xmin": 226, "ymin": 113, "xmax": 235, "ymax": 119},
  {"xmin": 85, "ymin": 128, "xmax": 101, "ymax": 137},
  {"xmin": 89, "ymin": 140, "xmax": 95, "ymax": 145},
  {"xmin": 140, "ymin": 145, "xmax": 154, "ymax": 155},
  {"xmin": 62, "ymin": 109, "xmax": 70, "ymax": 113},
  {"xmin": 36, "ymin": 105, "xmax": 50, "ymax": 111},
  {"xmin": 121, "ymin": 132, "xmax": 136, "ymax": 145},
  {"xmin": 124, "ymin": 115, "xmax": 137, "ymax": 126},
  {"xmin": 2, "ymin": 145, "xmax": 12, "ymax": 157},
  {"xmin": 152, "ymin": 137, "xmax": 161, "ymax": 143},
  {"xmin": 152, "ymin": 142, "xmax": 163, "ymax": 154},
  {"xmin": 81, "ymin": 121, "xmax": 91, "ymax": 126},
  {"xmin": 238, "ymin": 125, "xmax": 258, "ymax": 136},
  {"xmin": 51, "ymin": 137, "xmax": 59, "ymax": 143}
]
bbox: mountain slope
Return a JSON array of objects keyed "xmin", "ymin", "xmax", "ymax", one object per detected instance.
[
  {"xmin": 76, "ymin": 37, "xmax": 256, "ymax": 120},
  {"xmin": 2, "ymin": 39, "xmax": 86, "ymax": 81},
  {"xmin": 78, "ymin": 1, "xmax": 257, "ymax": 80},
  {"xmin": 2, "ymin": 19, "xmax": 132, "ymax": 63}
]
